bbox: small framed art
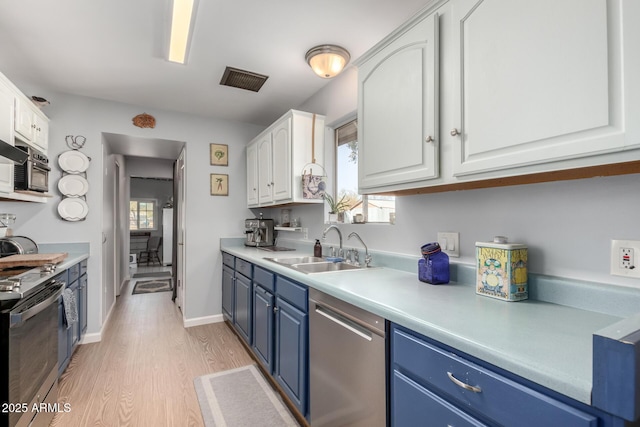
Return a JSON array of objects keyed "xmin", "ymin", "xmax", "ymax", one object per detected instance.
[
  {"xmin": 210, "ymin": 144, "xmax": 228, "ymax": 166},
  {"xmin": 211, "ymin": 174, "xmax": 229, "ymax": 196}
]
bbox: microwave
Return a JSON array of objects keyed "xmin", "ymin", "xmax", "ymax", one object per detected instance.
[{"xmin": 14, "ymin": 145, "xmax": 49, "ymax": 192}]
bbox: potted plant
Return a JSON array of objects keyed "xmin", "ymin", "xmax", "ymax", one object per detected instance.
[{"xmin": 324, "ymin": 193, "xmax": 349, "ymax": 223}]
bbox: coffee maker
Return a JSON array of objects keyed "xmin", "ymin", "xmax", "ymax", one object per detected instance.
[{"xmin": 244, "ymin": 216, "xmax": 275, "ymax": 247}]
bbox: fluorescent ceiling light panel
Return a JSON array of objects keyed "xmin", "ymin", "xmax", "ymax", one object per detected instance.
[{"xmin": 168, "ymin": 0, "xmax": 196, "ymax": 64}]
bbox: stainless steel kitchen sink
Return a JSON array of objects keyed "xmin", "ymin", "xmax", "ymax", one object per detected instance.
[
  {"xmin": 264, "ymin": 256, "xmax": 376, "ymax": 274},
  {"xmin": 264, "ymin": 256, "xmax": 325, "ymax": 265},
  {"xmin": 293, "ymin": 262, "xmax": 364, "ymax": 273}
]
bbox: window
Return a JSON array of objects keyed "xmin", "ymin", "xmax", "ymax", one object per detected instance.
[
  {"xmin": 130, "ymin": 199, "xmax": 157, "ymax": 230},
  {"xmin": 335, "ymin": 119, "xmax": 395, "ymax": 223}
]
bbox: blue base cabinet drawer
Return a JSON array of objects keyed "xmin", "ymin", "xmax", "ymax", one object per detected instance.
[
  {"xmin": 236, "ymin": 258, "xmax": 253, "ymax": 279},
  {"xmin": 222, "ymin": 252, "xmax": 235, "ymax": 268},
  {"xmin": 68, "ymin": 263, "xmax": 81, "ymax": 285},
  {"xmin": 393, "ymin": 370, "xmax": 487, "ymax": 427},
  {"xmin": 254, "ymin": 266, "xmax": 275, "ymax": 293},
  {"xmin": 275, "ymin": 276, "xmax": 307, "ymax": 312},
  {"xmin": 391, "ymin": 325, "xmax": 598, "ymax": 427}
]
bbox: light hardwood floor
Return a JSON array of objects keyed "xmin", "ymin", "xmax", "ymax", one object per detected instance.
[{"xmin": 51, "ymin": 274, "xmax": 254, "ymax": 427}]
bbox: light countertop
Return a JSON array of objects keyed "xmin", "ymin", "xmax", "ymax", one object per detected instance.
[{"xmin": 220, "ymin": 240, "xmax": 631, "ymax": 406}]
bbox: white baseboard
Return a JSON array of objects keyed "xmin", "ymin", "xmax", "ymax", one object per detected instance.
[
  {"xmin": 118, "ymin": 276, "xmax": 130, "ymax": 295},
  {"xmin": 80, "ymin": 297, "xmax": 117, "ymax": 345},
  {"xmin": 80, "ymin": 332, "xmax": 101, "ymax": 344},
  {"xmin": 184, "ymin": 314, "xmax": 224, "ymax": 328}
]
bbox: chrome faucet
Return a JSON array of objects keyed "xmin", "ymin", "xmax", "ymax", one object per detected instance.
[
  {"xmin": 322, "ymin": 225, "xmax": 344, "ymax": 258},
  {"xmin": 348, "ymin": 232, "xmax": 372, "ymax": 267}
]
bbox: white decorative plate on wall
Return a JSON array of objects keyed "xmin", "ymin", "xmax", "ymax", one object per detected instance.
[
  {"xmin": 58, "ymin": 175, "xmax": 89, "ymax": 197},
  {"xmin": 57, "ymin": 198, "xmax": 89, "ymax": 221},
  {"xmin": 58, "ymin": 150, "xmax": 90, "ymax": 173}
]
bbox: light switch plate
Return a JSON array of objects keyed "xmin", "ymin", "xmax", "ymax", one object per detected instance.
[
  {"xmin": 610, "ymin": 239, "xmax": 640, "ymax": 278},
  {"xmin": 437, "ymin": 232, "xmax": 460, "ymax": 257}
]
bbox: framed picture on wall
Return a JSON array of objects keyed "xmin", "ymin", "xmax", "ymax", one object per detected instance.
[
  {"xmin": 210, "ymin": 174, "xmax": 229, "ymax": 196},
  {"xmin": 210, "ymin": 144, "xmax": 228, "ymax": 166}
]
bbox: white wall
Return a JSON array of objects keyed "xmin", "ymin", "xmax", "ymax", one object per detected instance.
[
  {"xmin": 2, "ymin": 85, "xmax": 263, "ymax": 336},
  {"xmin": 297, "ymin": 67, "xmax": 358, "ymax": 125}
]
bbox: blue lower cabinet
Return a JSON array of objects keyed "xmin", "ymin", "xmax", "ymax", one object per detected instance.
[
  {"xmin": 79, "ymin": 273, "xmax": 88, "ymax": 334},
  {"xmin": 390, "ymin": 323, "xmax": 631, "ymax": 427},
  {"xmin": 69, "ymin": 280, "xmax": 80, "ymax": 348},
  {"xmin": 222, "ymin": 265, "xmax": 235, "ymax": 321},
  {"xmin": 233, "ymin": 272, "xmax": 252, "ymax": 344},
  {"xmin": 57, "ymin": 298, "xmax": 70, "ymax": 377},
  {"xmin": 275, "ymin": 296, "xmax": 308, "ymax": 417},
  {"xmin": 57, "ymin": 261, "xmax": 89, "ymax": 378},
  {"xmin": 252, "ymin": 285, "xmax": 274, "ymax": 373},
  {"xmin": 392, "ymin": 370, "xmax": 487, "ymax": 427}
]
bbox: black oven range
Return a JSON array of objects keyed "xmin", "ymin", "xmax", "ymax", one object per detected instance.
[{"xmin": 0, "ymin": 268, "xmax": 64, "ymax": 427}]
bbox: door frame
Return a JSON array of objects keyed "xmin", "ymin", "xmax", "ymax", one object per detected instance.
[{"xmin": 174, "ymin": 148, "xmax": 186, "ymax": 316}]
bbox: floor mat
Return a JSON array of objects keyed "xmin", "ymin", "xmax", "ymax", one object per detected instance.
[
  {"xmin": 194, "ymin": 365, "xmax": 298, "ymax": 427},
  {"xmin": 132, "ymin": 279, "xmax": 172, "ymax": 295}
]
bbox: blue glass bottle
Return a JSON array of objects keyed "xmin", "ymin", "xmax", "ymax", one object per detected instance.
[{"xmin": 419, "ymin": 242, "xmax": 450, "ymax": 284}]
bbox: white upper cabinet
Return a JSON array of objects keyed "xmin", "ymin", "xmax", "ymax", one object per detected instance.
[
  {"xmin": 358, "ymin": 12, "xmax": 439, "ymax": 191},
  {"xmin": 355, "ymin": 0, "xmax": 639, "ymax": 193},
  {"xmin": 247, "ymin": 110, "xmax": 325, "ymax": 208},
  {"xmin": 0, "ymin": 85, "xmax": 15, "ymax": 194},
  {"xmin": 257, "ymin": 133, "xmax": 274, "ymax": 205},
  {"xmin": 450, "ymin": 0, "xmax": 629, "ymax": 176},
  {"xmin": 271, "ymin": 118, "xmax": 292, "ymax": 202},
  {"xmin": 14, "ymin": 95, "xmax": 48, "ymax": 153},
  {"xmin": 246, "ymin": 142, "xmax": 258, "ymax": 207}
]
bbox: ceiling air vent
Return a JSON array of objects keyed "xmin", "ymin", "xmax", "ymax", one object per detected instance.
[{"xmin": 219, "ymin": 67, "xmax": 269, "ymax": 92}]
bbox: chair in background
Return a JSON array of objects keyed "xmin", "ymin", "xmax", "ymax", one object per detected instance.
[{"xmin": 138, "ymin": 236, "xmax": 162, "ymax": 265}]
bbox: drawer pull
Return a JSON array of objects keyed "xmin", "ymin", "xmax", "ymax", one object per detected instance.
[{"xmin": 447, "ymin": 372, "xmax": 482, "ymax": 393}]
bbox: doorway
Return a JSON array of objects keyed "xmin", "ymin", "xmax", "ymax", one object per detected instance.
[
  {"xmin": 102, "ymin": 133, "xmax": 186, "ymax": 320},
  {"xmin": 129, "ymin": 176, "xmax": 174, "ymax": 273}
]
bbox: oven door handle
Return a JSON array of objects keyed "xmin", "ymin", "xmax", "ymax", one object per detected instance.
[
  {"xmin": 10, "ymin": 284, "xmax": 64, "ymax": 326},
  {"xmin": 33, "ymin": 162, "xmax": 51, "ymax": 172}
]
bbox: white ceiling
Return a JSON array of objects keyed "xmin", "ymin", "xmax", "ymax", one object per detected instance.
[{"xmin": 0, "ymin": 0, "xmax": 430, "ymax": 127}]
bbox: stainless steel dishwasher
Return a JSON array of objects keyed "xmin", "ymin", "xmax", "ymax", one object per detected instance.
[{"xmin": 309, "ymin": 288, "xmax": 386, "ymax": 426}]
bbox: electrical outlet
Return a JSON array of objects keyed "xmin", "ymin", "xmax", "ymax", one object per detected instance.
[
  {"xmin": 437, "ymin": 232, "xmax": 460, "ymax": 257},
  {"xmin": 620, "ymin": 248, "xmax": 634, "ymax": 269},
  {"xmin": 302, "ymin": 228, "xmax": 308, "ymax": 240},
  {"xmin": 611, "ymin": 240, "xmax": 640, "ymax": 278}
]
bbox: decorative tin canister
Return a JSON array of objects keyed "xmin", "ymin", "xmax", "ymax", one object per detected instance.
[{"xmin": 476, "ymin": 236, "xmax": 528, "ymax": 301}]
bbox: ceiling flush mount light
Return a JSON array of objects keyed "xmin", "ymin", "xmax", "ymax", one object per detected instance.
[
  {"xmin": 305, "ymin": 45, "xmax": 350, "ymax": 79},
  {"xmin": 168, "ymin": 0, "xmax": 198, "ymax": 64}
]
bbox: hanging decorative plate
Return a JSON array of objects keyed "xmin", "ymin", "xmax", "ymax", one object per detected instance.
[
  {"xmin": 58, "ymin": 150, "xmax": 90, "ymax": 173},
  {"xmin": 58, "ymin": 198, "xmax": 89, "ymax": 221},
  {"xmin": 58, "ymin": 175, "xmax": 89, "ymax": 197}
]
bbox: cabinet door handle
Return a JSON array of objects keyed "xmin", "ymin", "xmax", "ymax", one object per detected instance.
[
  {"xmin": 266, "ymin": 303, "xmax": 271, "ymax": 308},
  {"xmin": 447, "ymin": 372, "xmax": 482, "ymax": 393},
  {"xmin": 425, "ymin": 136, "xmax": 434, "ymax": 143},
  {"xmin": 273, "ymin": 306, "xmax": 279, "ymax": 313},
  {"xmin": 450, "ymin": 128, "xmax": 460, "ymax": 137}
]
